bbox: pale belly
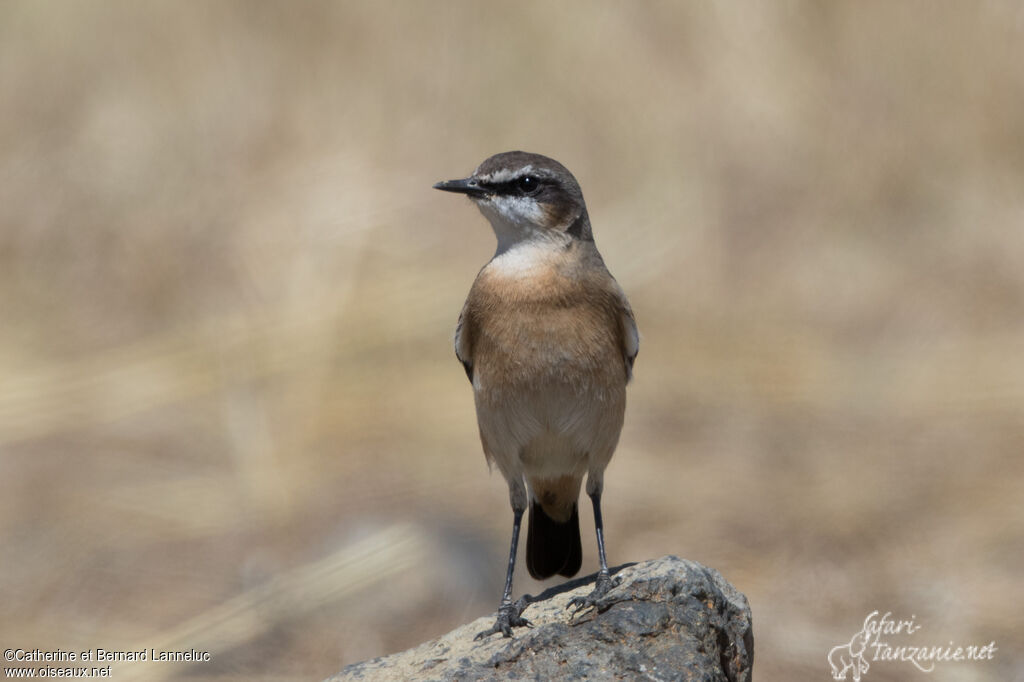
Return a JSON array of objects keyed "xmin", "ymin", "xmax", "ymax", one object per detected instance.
[{"xmin": 473, "ymin": 374, "xmax": 626, "ymax": 482}]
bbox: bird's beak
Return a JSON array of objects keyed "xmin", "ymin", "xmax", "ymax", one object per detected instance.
[{"xmin": 433, "ymin": 177, "xmax": 488, "ymax": 198}]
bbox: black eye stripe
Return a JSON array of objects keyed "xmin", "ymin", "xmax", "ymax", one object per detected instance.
[{"xmin": 482, "ymin": 176, "xmax": 545, "ymax": 196}]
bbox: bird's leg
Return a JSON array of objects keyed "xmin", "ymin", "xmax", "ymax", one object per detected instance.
[
  {"xmin": 475, "ymin": 507, "xmax": 532, "ymax": 640},
  {"xmin": 567, "ymin": 491, "xmax": 619, "ymax": 616}
]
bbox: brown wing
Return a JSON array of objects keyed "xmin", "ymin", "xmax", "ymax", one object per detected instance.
[
  {"xmin": 613, "ymin": 283, "xmax": 639, "ymax": 381},
  {"xmin": 454, "ymin": 303, "xmax": 474, "ymax": 383}
]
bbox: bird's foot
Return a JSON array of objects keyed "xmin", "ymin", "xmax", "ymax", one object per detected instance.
[
  {"xmin": 474, "ymin": 596, "xmax": 533, "ymax": 640},
  {"xmin": 567, "ymin": 571, "xmax": 619, "ymax": 617}
]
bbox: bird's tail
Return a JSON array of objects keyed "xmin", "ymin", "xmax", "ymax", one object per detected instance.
[{"xmin": 526, "ymin": 499, "xmax": 582, "ymax": 580}]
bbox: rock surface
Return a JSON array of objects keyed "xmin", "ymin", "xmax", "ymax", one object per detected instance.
[{"xmin": 329, "ymin": 556, "xmax": 753, "ymax": 682}]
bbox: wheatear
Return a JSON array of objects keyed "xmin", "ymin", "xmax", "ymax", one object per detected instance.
[{"xmin": 434, "ymin": 151, "xmax": 638, "ymax": 639}]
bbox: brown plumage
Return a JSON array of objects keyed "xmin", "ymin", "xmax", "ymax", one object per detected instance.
[{"xmin": 435, "ymin": 151, "xmax": 637, "ymax": 638}]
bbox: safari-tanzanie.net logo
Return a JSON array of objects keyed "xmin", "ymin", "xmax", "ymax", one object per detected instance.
[{"xmin": 827, "ymin": 611, "xmax": 996, "ymax": 680}]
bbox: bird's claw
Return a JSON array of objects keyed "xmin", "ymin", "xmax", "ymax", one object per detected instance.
[
  {"xmin": 475, "ymin": 597, "xmax": 532, "ymax": 640},
  {"xmin": 567, "ymin": 572, "xmax": 619, "ymax": 617}
]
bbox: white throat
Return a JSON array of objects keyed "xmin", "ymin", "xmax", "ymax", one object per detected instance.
[
  {"xmin": 476, "ymin": 196, "xmax": 548, "ymax": 254},
  {"xmin": 487, "ymin": 237, "xmax": 564, "ymax": 278},
  {"xmin": 478, "ymin": 196, "xmax": 578, "ymax": 260}
]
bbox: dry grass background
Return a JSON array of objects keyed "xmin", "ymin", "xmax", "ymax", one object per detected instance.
[{"xmin": 1, "ymin": 2, "xmax": 1022, "ymax": 680}]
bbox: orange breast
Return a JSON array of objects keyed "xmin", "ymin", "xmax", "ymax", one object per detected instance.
[{"xmin": 466, "ymin": 262, "xmax": 626, "ymax": 402}]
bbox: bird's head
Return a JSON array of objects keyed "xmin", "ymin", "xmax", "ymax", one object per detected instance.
[{"xmin": 434, "ymin": 151, "xmax": 592, "ymax": 253}]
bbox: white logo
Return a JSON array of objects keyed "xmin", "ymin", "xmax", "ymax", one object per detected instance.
[{"xmin": 828, "ymin": 611, "xmax": 997, "ymax": 679}]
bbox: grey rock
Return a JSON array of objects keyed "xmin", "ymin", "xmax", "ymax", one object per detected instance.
[{"xmin": 329, "ymin": 556, "xmax": 753, "ymax": 682}]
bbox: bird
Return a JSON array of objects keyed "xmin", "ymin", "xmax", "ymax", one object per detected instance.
[{"xmin": 434, "ymin": 151, "xmax": 638, "ymax": 639}]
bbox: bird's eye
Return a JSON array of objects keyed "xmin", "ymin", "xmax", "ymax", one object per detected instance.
[{"xmin": 516, "ymin": 176, "xmax": 541, "ymax": 195}]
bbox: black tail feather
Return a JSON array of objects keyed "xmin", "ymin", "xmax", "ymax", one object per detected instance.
[{"xmin": 526, "ymin": 500, "xmax": 582, "ymax": 580}]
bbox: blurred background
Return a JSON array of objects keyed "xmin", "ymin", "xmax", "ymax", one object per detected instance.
[{"xmin": 1, "ymin": 2, "xmax": 1022, "ymax": 680}]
